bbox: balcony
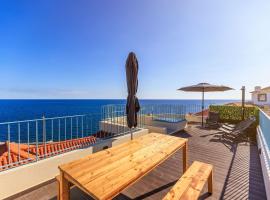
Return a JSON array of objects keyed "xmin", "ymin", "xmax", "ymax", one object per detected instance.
[
  {"xmin": 0, "ymin": 104, "xmax": 269, "ymax": 200},
  {"xmin": 6, "ymin": 124, "xmax": 265, "ymax": 200}
]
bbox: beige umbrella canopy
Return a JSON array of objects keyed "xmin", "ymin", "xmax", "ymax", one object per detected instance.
[
  {"xmin": 179, "ymin": 83, "xmax": 233, "ymax": 92},
  {"xmin": 178, "ymin": 83, "xmax": 234, "ymax": 126}
]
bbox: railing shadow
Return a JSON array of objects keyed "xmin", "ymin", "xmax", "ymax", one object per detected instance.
[
  {"xmin": 217, "ymin": 135, "xmax": 267, "ymax": 199},
  {"xmin": 208, "ymin": 131, "xmax": 237, "ymax": 151},
  {"xmin": 208, "ymin": 128, "xmax": 255, "ymax": 152},
  {"xmin": 248, "ymin": 144, "xmax": 267, "ymax": 199}
]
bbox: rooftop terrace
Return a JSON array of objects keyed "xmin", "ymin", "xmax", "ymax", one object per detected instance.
[{"xmin": 10, "ymin": 124, "xmax": 266, "ymax": 200}]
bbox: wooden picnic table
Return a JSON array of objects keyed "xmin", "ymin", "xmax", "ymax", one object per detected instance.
[{"xmin": 58, "ymin": 132, "xmax": 188, "ymax": 200}]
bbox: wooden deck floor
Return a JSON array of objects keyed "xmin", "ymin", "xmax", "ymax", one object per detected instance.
[{"xmin": 10, "ymin": 125, "xmax": 267, "ymax": 200}]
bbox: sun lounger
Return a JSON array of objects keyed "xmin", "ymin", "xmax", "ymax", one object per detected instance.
[
  {"xmin": 206, "ymin": 111, "xmax": 220, "ymax": 128},
  {"xmin": 219, "ymin": 116, "xmax": 256, "ymax": 139}
]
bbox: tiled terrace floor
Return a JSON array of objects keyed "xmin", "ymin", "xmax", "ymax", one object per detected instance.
[{"xmin": 9, "ymin": 124, "xmax": 267, "ymax": 200}]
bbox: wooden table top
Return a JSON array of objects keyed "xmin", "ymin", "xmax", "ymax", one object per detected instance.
[{"xmin": 59, "ymin": 133, "xmax": 187, "ymax": 200}]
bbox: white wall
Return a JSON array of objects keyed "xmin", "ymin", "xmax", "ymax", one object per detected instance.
[
  {"xmin": 257, "ymin": 126, "xmax": 270, "ymax": 199},
  {"xmin": 0, "ymin": 129, "xmax": 149, "ymax": 199},
  {"xmin": 143, "ymin": 115, "xmax": 187, "ymax": 134},
  {"xmin": 101, "ymin": 115, "xmax": 187, "ymax": 135},
  {"xmin": 100, "ymin": 119, "xmax": 129, "ymax": 134},
  {"xmin": 252, "ymin": 93, "xmax": 270, "ymax": 106}
]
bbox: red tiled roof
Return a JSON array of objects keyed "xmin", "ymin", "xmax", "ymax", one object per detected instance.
[
  {"xmin": 0, "ymin": 135, "xmax": 97, "ymax": 170},
  {"xmin": 194, "ymin": 109, "xmax": 209, "ymax": 117},
  {"xmin": 251, "ymin": 86, "xmax": 270, "ymax": 93}
]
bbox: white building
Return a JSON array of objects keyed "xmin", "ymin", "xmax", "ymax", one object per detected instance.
[{"xmin": 251, "ymin": 86, "xmax": 270, "ymax": 106}]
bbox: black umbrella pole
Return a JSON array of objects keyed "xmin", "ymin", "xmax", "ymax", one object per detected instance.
[
  {"xmin": 202, "ymin": 91, "xmax": 204, "ymax": 127},
  {"xmin": 130, "ymin": 128, "xmax": 133, "ymax": 140},
  {"xmin": 241, "ymin": 86, "xmax": 245, "ymax": 120}
]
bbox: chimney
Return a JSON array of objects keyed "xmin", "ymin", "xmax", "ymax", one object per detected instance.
[{"xmin": 255, "ymin": 86, "xmax": 261, "ymax": 91}]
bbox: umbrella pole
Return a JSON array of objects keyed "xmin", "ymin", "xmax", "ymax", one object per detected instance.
[
  {"xmin": 241, "ymin": 86, "xmax": 245, "ymax": 120},
  {"xmin": 130, "ymin": 127, "xmax": 133, "ymax": 140},
  {"xmin": 202, "ymin": 90, "xmax": 205, "ymax": 127}
]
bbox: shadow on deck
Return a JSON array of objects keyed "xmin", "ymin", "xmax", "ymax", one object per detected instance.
[{"xmin": 10, "ymin": 124, "xmax": 266, "ymax": 200}]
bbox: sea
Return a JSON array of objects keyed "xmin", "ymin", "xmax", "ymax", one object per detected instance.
[
  {"xmin": 0, "ymin": 99, "xmax": 237, "ymax": 142},
  {"xmin": 0, "ymin": 99, "xmax": 236, "ymax": 122}
]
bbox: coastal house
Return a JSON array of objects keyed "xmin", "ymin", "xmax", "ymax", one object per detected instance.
[{"xmin": 251, "ymin": 86, "xmax": 270, "ymax": 106}]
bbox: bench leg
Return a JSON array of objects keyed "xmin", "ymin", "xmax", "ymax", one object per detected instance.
[
  {"xmin": 183, "ymin": 142, "xmax": 188, "ymax": 173},
  {"xmin": 208, "ymin": 170, "xmax": 213, "ymax": 194}
]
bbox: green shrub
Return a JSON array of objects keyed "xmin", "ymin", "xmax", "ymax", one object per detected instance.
[{"xmin": 209, "ymin": 105, "xmax": 259, "ymax": 124}]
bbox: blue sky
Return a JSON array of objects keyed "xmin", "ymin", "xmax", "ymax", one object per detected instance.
[{"xmin": 0, "ymin": 0, "xmax": 269, "ymax": 99}]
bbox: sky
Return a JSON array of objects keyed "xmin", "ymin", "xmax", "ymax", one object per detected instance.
[{"xmin": 0, "ymin": 0, "xmax": 270, "ymax": 100}]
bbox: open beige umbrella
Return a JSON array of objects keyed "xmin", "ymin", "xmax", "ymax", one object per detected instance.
[
  {"xmin": 125, "ymin": 52, "xmax": 140, "ymax": 139},
  {"xmin": 178, "ymin": 83, "xmax": 233, "ymax": 126}
]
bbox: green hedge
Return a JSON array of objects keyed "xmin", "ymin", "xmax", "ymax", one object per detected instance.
[{"xmin": 209, "ymin": 105, "xmax": 259, "ymax": 124}]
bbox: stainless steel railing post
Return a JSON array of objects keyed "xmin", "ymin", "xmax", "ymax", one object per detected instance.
[
  {"xmin": 18, "ymin": 122, "xmax": 21, "ymax": 162},
  {"xmin": 42, "ymin": 116, "xmax": 46, "ymax": 158},
  {"xmin": 35, "ymin": 120, "xmax": 39, "ymax": 161},
  {"xmin": 8, "ymin": 123, "xmax": 11, "ymax": 166}
]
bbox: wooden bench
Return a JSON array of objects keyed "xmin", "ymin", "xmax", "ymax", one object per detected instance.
[{"xmin": 163, "ymin": 161, "xmax": 213, "ymax": 200}]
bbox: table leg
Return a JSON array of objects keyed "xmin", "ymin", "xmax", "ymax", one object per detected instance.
[
  {"xmin": 208, "ymin": 170, "xmax": 213, "ymax": 194},
  {"xmin": 183, "ymin": 142, "xmax": 188, "ymax": 173},
  {"xmin": 60, "ymin": 171, "xmax": 70, "ymax": 200}
]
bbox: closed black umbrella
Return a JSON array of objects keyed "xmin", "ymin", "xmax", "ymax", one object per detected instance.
[
  {"xmin": 125, "ymin": 52, "xmax": 140, "ymax": 139},
  {"xmin": 178, "ymin": 83, "xmax": 233, "ymax": 127}
]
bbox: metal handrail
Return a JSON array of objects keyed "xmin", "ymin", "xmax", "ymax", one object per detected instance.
[
  {"xmin": 0, "ymin": 114, "xmax": 89, "ymax": 125},
  {"xmin": 0, "ymin": 104, "xmax": 202, "ymax": 171}
]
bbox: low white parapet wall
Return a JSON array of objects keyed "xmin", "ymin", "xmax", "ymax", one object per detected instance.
[
  {"xmin": 257, "ymin": 109, "xmax": 270, "ymax": 199},
  {"xmin": 257, "ymin": 127, "xmax": 270, "ymax": 199},
  {"xmin": 144, "ymin": 115, "xmax": 187, "ymax": 134},
  {"xmin": 144, "ymin": 125, "xmax": 167, "ymax": 134},
  {"xmin": 100, "ymin": 119, "xmax": 129, "ymax": 134},
  {"xmin": 100, "ymin": 115, "xmax": 187, "ymax": 135},
  {"xmin": 0, "ymin": 129, "xmax": 149, "ymax": 199}
]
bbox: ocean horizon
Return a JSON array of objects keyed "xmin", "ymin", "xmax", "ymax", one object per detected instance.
[{"xmin": 0, "ymin": 99, "xmax": 239, "ymax": 123}]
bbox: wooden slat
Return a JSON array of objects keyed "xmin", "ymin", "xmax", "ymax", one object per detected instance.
[
  {"xmin": 221, "ymin": 125, "xmax": 235, "ymax": 131},
  {"xmin": 86, "ymin": 139, "xmax": 184, "ymax": 199},
  {"xmin": 66, "ymin": 134, "xmax": 173, "ymax": 180},
  {"xmin": 60, "ymin": 133, "xmax": 167, "ymax": 172},
  {"xmin": 58, "ymin": 133, "xmax": 187, "ymax": 200},
  {"xmin": 218, "ymin": 127, "xmax": 232, "ymax": 134},
  {"xmin": 163, "ymin": 161, "xmax": 213, "ymax": 200},
  {"xmin": 224, "ymin": 123, "xmax": 236, "ymax": 128},
  {"xmin": 76, "ymin": 136, "xmax": 179, "ymax": 186}
]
